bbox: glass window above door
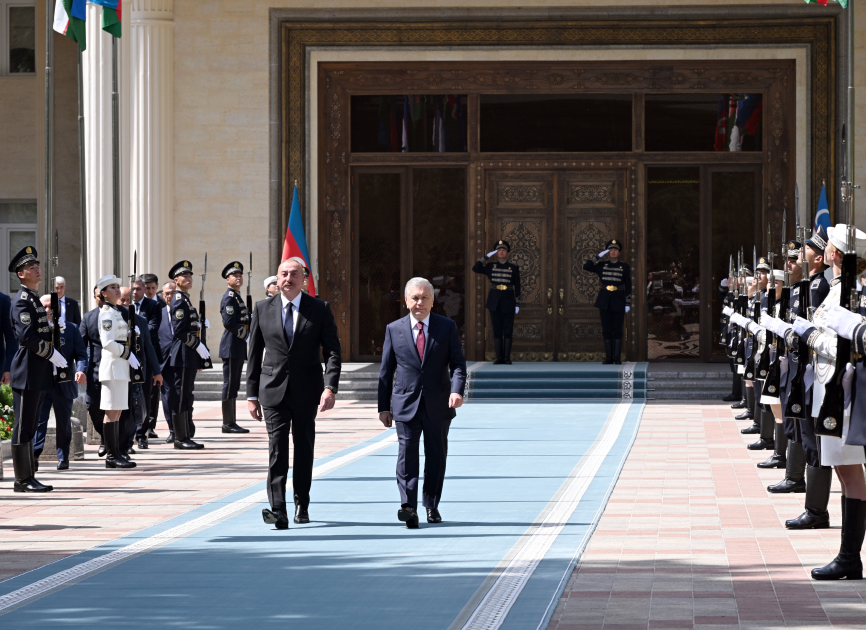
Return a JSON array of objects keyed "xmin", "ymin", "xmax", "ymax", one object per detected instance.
[
  {"xmin": 351, "ymin": 95, "xmax": 468, "ymax": 153},
  {"xmin": 645, "ymin": 93, "xmax": 763, "ymax": 152},
  {"xmin": 480, "ymin": 94, "xmax": 632, "ymax": 153}
]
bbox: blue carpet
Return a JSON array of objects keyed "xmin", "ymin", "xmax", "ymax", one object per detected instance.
[
  {"xmin": 0, "ymin": 401, "xmax": 643, "ymax": 629},
  {"xmin": 469, "ymin": 362, "xmax": 648, "ymax": 400}
]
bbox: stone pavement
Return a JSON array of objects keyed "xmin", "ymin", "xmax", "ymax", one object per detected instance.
[
  {"xmin": 546, "ymin": 402, "xmax": 866, "ymax": 630},
  {"xmin": 0, "ymin": 400, "xmax": 383, "ymax": 583}
]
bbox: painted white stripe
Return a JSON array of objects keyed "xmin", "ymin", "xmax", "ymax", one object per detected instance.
[
  {"xmin": 460, "ymin": 402, "xmax": 631, "ymax": 630},
  {"xmin": 0, "ymin": 432, "xmax": 397, "ymax": 615}
]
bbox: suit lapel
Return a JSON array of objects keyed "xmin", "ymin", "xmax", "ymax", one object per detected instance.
[
  {"xmin": 401, "ymin": 315, "xmax": 422, "ymax": 367},
  {"xmin": 271, "ymin": 295, "xmax": 289, "ymax": 354},
  {"xmin": 421, "ymin": 315, "xmax": 437, "ymax": 366},
  {"xmin": 295, "ymin": 293, "xmax": 310, "ymax": 340}
]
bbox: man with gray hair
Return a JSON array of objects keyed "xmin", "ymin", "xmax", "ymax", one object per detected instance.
[
  {"xmin": 54, "ymin": 275, "xmax": 81, "ymax": 326},
  {"xmin": 378, "ymin": 277, "xmax": 466, "ymax": 528}
]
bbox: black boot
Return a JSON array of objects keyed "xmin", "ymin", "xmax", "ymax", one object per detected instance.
[
  {"xmin": 758, "ymin": 422, "xmax": 787, "ymax": 468},
  {"xmin": 97, "ymin": 434, "xmax": 107, "ymax": 457},
  {"xmin": 768, "ymin": 440, "xmax": 806, "ymax": 493},
  {"xmin": 736, "ymin": 386, "xmax": 755, "ymax": 421},
  {"xmin": 812, "ymin": 497, "xmax": 866, "ymax": 580},
  {"xmin": 173, "ymin": 412, "xmax": 204, "ymax": 450},
  {"xmin": 723, "ymin": 370, "xmax": 742, "ymax": 402},
  {"xmin": 602, "ymin": 339, "xmax": 613, "ymax": 365},
  {"xmin": 105, "ymin": 422, "xmax": 136, "ymax": 469},
  {"xmin": 748, "ymin": 405, "xmax": 775, "ymax": 450},
  {"xmin": 613, "ymin": 339, "xmax": 622, "ymax": 365},
  {"xmin": 731, "ymin": 377, "xmax": 747, "ymax": 409},
  {"xmin": 503, "ymin": 338, "xmax": 513, "ymax": 365},
  {"xmin": 786, "ymin": 465, "xmax": 832, "ymax": 529},
  {"xmin": 222, "ymin": 399, "xmax": 249, "ymax": 434},
  {"xmin": 493, "ymin": 338, "xmax": 504, "ymax": 365},
  {"xmin": 12, "ymin": 442, "xmax": 52, "ymax": 493}
]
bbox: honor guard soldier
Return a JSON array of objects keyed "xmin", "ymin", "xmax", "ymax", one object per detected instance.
[
  {"xmin": 264, "ymin": 276, "xmax": 279, "ymax": 298},
  {"xmin": 472, "ymin": 240, "xmax": 521, "ymax": 364},
  {"xmin": 583, "ymin": 239, "xmax": 632, "ymax": 364},
  {"xmin": 167, "ymin": 260, "xmax": 209, "ymax": 450},
  {"xmin": 8, "ymin": 246, "xmax": 67, "ymax": 492},
  {"xmin": 219, "ymin": 260, "xmax": 250, "ymax": 434}
]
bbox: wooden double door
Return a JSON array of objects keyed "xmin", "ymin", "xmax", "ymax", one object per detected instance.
[{"xmin": 484, "ymin": 169, "xmax": 629, "ymax": 361}]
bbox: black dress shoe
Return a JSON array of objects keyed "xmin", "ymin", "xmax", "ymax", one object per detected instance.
[
  {"xmin": 165, "ymin": 431, "xmax": 175, "ymax": 444},
  {"xmin": 741, "ymin": 423, "xmax": 761, "ymax": 434},
  {"xmin": 262, "ymin": 508, "xmax": 289, "ymax": 530},
  {"xmin": 13, "ymin": 478, "xmax": 53, "ymax": 493},
  {"xmin": 97, "ymin": 443, "xmax": 107, "ymax": 457},
  {"xmin": 137, "ymin": 437, "xmax": 148, "ymax": 450},
  {"xmin": 767, "ymin": 478, "xmax": 806, "ymax": 493},
  {"xmin": 127, "ymin": 446, "xmax": 136, "ymax": 455},
  {"xmin": 786, "ymin": 510, "xmax": 830, "ymax": 530},
  {"xmin": 748, "ymin": 438, "xmax": 774, "ymax": 451},
  {"xmin": 147, "ymin": 430, "xmax": 159, "ymax": 439},
  {"xmin": 731, "ymin": 399, "xmax": 747, "ymax": 409},
  {"xmin": 426, "ymin": 508, "xmax": 442, "ymax": 523},
  {"xmin": 757, "ymin": 454, "xmax": 786, "ymax": 468},
  {"xmin": 222, "ymin": 424, "xmax": 250, "ymax": 434},
  {"xmin": 398, "ymin": 505, "xmax": 420, "ymax": 529},
  {"xmin": 57, "ymin": 460, "xmax": 69, "ymax": 470},
  {"xmin": 722, "ymin": 393, "xmax": 740, "ymax": 402},
  {"xmin": 294, "ymin": 504, "xmax": 310, "ymax": 524},
  {"xmin": 735, "ymin": 409, "xmax": 754, "ymax": 420}
]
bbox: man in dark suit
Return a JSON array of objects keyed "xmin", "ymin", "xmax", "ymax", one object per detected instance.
[
  {"xmin": 33, "ymin": 294, "xmax": 87, "ymax": 469},
  {"xmin": 157, "ymin": 281, "xmax": 176, "ymax": 441},
  {"xmin": 0, "ymin": 290, "xmax": 19, "ymax": 384},
  {"xmin": 54, "ymin": 276, "xmax": 81, "ymax": 327},
  {"xmin": 130, "ymin": 278, "xmax": 161, "ymax": 447},
  {"xmin": 80, "ymin": 287, "xmax": 106, "ymax": 455},
  {"xmin": 378, "ymin": 277, "xmax": 467, "ymax": 528},
  {"xmin": 139, "ymin": 273, "xmax": 163, "ymax": 437},
  {"xmin": 246, "ymin": 258, "xmax": 341, "ymax": 530}
]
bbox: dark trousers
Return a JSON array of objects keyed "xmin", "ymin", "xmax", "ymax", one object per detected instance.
[
  {"xmin": 599, "ymin": 309, "xmax": 625, "ymax": 340},
  {"xmin": 12, "ymin": 388, "xmax": 47, "ymax": 446},
  {"xmin": 138, "ymin": 376, "xmax": 153, "ymax": 433},
  {"xmin": 169, "ymin": 367, "xmax": 197, "ymax": 436},
  {"xmin": 86, "ymin": 386, "xmax": 105, "ymax": 438},
  {"xmin": 34, "ymin": 389, "xmax": 73, "ymax": 461},
  {"xmin": 489, "ymin": 309, "xmax": 515, "ymax": 342},
  {"xmin": 800, "ymin": 417, "xmax": 822, "ymax": 468},
  {"xmin": 263, "ymin": 397, "xmax": 316, "ymax": 512},
  {"xmin": 148, "ymin": 381, "xmax": 161, "ymax": 430},
  {"xmin": 222, "ymin": 358, "xmax": 244, "ymax": 400},
  {"xmin": 160, "ymin": 366, "xmax": 174, "ymax": 431},
  {"xmin": 395, "ymin": 402, "xmax": 451, "ymax": 510}
]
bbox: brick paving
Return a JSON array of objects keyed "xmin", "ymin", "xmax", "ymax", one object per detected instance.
[
  {"xmin": 546, "ymin": 402, "xmax": 866, "ymax": 630},
  {"xmin": 0, "ymin": 400, "xmax": 383, "ymax": 583}
]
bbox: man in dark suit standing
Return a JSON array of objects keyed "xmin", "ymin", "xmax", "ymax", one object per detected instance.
[
  {"xmin": 378, "ymin": 277, "xmax": 467, "ymax": 529},
  {"xmin": 80, "ymin": 286, "xmax": 106, "ymax": 455},
  {"xmin": 247, "ymin": 258, "xmax": 341, "ymax": 530},
  {"xmin": 53, "ymin": 276, "xmax": 81, "ymax": 327},
  {"xmin": 140, "ymin": 273, "xmax": 163, "ymax": 437},
  {"xmin": 157, "ymin": 281, "xmax": 176, "ymax": 442},
  {"xmin": 0, "ymin": 290, "xmax": 18, "ymax": 384},
  {"xmin": 129, "ymin": 278, "xmax": 161, "ymax": 447}
]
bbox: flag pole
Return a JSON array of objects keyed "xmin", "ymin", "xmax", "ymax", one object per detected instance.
[
  {"xmin": 44, "ymin": 0, "xmax": 55, "ymax": 294},
  {"xmin": 111, "ymin": 34, "xmax": 120, "ymax": 276},
  {"xmin": 77, "ymin": 48, "xmax": 88, "ymax": 310}
]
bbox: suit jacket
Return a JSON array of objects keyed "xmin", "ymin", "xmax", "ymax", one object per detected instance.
[
  {"xmin": 61, "ymin": 296, "xmax": 82, "ymax": 327},
  {"xmin": 156, "ymin": 303, "xmax": 174, "ymax": 368},
  {"xmin": 80, "ymin": 307, "xmax": 103, "ymax": 393},
  {"xmin": 55, "ymin": 323, "xmax": 88, "ymax": 399},
  {"xmin": 378, "ymin": 313, "xmax": 466, "ymax": 423},
  {"xmin": 132, "ymin": 296, "xmax": 160, "ymax": 345},
  {"xmin": 0, "ymin": 291, "xmax": 16, "ymax": 374},
  {"xmin": 246, "ymin": 292, "xmax": 341, "ymax": 413}
]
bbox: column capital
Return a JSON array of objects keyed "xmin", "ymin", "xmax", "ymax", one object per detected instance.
[{"xmin": 130, "ymin": 0, "xmax": 174, "ymax": 22}]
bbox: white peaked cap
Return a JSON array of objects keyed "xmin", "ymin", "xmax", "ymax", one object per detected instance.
[
  {"xmin": 827, "ymin": 223, "xmax": 866, "ymax": 254},
  {"xmin": 97, "ymin": 275, "xmax": 122, "ymax": 291},
  {"xmin": 263, "ymin": 275, "xmax": 278, "ymax": 289}
]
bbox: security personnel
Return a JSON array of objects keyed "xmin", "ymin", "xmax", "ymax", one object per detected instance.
[
  {"xmin": 748, "ymin": 256, "xmax": 775, "ymax": 452},
  {"xmin": 219, "ymin": 260, "xmax": 250, "ymax": 434},
  {"xmin": 167, "ymin": 260, "xmax": 209, "ymax": 450},
  {"xmin": 264, "ymin": 275, "xmax": 279, "ymax": 298},
  {"xmin": 583, "ymin": 239, "xmax": 632, "ymax": 365},
  {"xmin": 472, "ymin": 240, "xmax": 521, "ymax": 364},
  {"xmin": 8, "ymin": 246, "xmax": 67, "ymax": 492}
]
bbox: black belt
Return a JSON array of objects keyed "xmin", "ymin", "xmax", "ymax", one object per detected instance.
[
  {"xmin": 603, "ymin": 285, "xmax": 625, "ymax": 292},
  {"xmin": 493, "ymin": 284, "xmax": 514, "ymax": 291}
]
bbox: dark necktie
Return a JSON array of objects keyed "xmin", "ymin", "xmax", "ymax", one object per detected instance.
[
  {"xmin": 284, "ymin": 303, "xmax": 294, "ymax": 349},
  {"xmin": 415, "ymin": 321, "xmax": 425, "ymax": 361}
]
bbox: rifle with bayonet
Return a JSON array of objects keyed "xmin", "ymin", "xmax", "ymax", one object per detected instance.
[
  {"xmin": 763, "ymin": 220, "xmax": 784, "ymax": 398},
  {"xmin": 785, "ymin": 206, "xmax": 811, "ymax": 419},
  {"xmin": 744, "ymin": 246, "xmax": 758, "ymax": 382},
  {"xmin": 50, "ymin": 229, "xmax": 71, "ymax": 383},
  {"xmin": 246, "ymin": 252, "xmax": 253, "ymax": 331},
  {"xmin": 127, "ymin": 250, "xmax": 144, "ymax": 384},
  {"xmin": 724, "ymin": 254, "xmax": 737, "ymax": 356},
  {"xmin": 756, "ymin": 227, "xmax": 774, "ymax": 381},
  {"xmin": 735, "ymin": 248, "xmax": 747, "ymax": 367},
  {"xmin": 198, "ymin": 253, "xmax": 213, "ymax": 370}
]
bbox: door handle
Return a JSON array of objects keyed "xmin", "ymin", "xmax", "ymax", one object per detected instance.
[
  {"xmin": 547, "ymin": 288, "xmax": 552, "ymax": 315},
  {"xmin": 559, "ymin": 289, "xmax": 564, "ymax": 315}
]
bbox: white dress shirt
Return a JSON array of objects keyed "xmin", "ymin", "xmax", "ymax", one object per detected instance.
[
  {"xmin": 410, "ymin": 314, "xmax": 430, "ymax": 344},
  {"xmin": 59, "ymin": 295, "xmax": 66, "ymax": 321},
  {"xmin": 280, "ymin": 292, "xmax": 302, "ymax": 333}
]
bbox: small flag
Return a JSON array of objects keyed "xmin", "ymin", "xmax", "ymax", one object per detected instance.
[
  {"xmin": 281, "ymin": 184, "xmax": 316, "ymax": 296},
  {"xmin": 814, "ymin": 182, "xmax": 831, "ymax": 234},
  {"xmin": 88, "ymin": 0, "xmax": 122, "ymax": 37},
  {"xmin": 804, "ymin": 0, "xmax": 848, "ymax": 8},
  {"xmin": 53, "ymin": 0, "xmax": 86, "ymax": 51}
]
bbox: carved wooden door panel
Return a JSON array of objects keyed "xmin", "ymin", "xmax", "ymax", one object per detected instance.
[
  {"xmin": 484, "ymin": 171, "xmax": 555, "ymax": 361},
  {"xmin": 556, "ymin": 170, "xmax": 628, "ymax": 361}
]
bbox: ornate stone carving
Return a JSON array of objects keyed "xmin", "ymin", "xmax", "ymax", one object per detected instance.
[
  {"xmin": 570, "ymin": 323, "xmax": 604, "ymax": 340},
  {"xmin": 467, "ymin": 72, "xmax": 520, "ymax": 86},
  {"xmin": 500, "ymin": 185, "xmax": 541, "ymax": 203},
  {"xmin": 666, "ymin": 72, "xmax": 688, "ymax": 85},
  {"xmin": 771, "ymin": 90, "xmax": 783, "ymax": 147},
  {"xmin": 773, "ymin": 169, "xmax": 783, "ymax": 192},
  {"xmin": 502, "ymin": 221, "xmax": 540, "ymax": 305},
  {"xmin": 710, "ymin": 71, "xmax": 759, "ymax": 85},
  {"xmin": 424, "ymin": 73, "xmax": 445, "ymax": 86},
  {"xmin": 569, "ymin": 185, "xmax": 612, "ymax": 203},
  {"xmin": 571, "ymin": 222, "xmax": 611, "ymax": 304},
  {"xmin": 544, "ymin": 73, "xmax": 565, "ymax": 86},
  {"xmin": 329, "ymin": 212, "xmax": 342, "ymax": 266},
  {"xmin": 514, "ymin": 323, "xmax": 542, "ymax": 339},
  {"xmin": 331, "ymin": 286, "xmax": 343, "ymax": 307},
  {"xmin": 329, "ymin": 93, "xmax": 341, "ymax": 148},
  {"xmin": 590, "ymin": 73, "xmax": 643, "ymax": 86},
  {"xmin": 349, "ymin": 73, "xmax": 397, "ymax": 86}
]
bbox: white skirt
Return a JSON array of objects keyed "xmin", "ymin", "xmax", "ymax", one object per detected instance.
[
  {"xmin": 100, "ymin": 379, "xmax": 129, "ymax": 411},
  {"xmin": 820, "ymin": 408, "xmax": 866, "ymax": 466}
]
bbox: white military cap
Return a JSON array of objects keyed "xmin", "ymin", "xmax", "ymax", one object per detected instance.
[
  {"xmin": 827, "ymin": 223, "xmax": 866, "ymax": 254},
  {"xmin": 97, "ymin": 275, "xmax": 122, "ymax": 291},
  {"xmin": 263, "ymin": 275, "xmax": 278, "ymax": 289}
]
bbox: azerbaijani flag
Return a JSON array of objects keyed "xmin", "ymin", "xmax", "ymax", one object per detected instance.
[
  {"xmin": 53, "ymin": 0, "xmax": 86, "ymax": 51},
  {"xmin": 88, "ymin": 0, "xmax": 121, "ymax": 37},
  {"xmin": 804, "ymin": 0, "xmax": 848, "ymax": 7},
  {"xmin": 281, "ymin": 184, "xmax": 316, "ymax": 296},
  {"xmin": 814, "ymin": 182, "xmax": 831, "ymax": 235}
]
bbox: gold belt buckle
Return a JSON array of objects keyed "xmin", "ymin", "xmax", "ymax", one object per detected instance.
[
  {"xmin": 606, "ymin": 285, "xmax": 617, "ymax": 291},
  {"xmin": 495, "ymin": 284, "xmax": 508, "ymax": 290}
]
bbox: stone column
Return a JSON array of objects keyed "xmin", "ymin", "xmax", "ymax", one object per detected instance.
[{"xmin": 129, "ymin": 0, "xmax": 174, "ymax": 282}]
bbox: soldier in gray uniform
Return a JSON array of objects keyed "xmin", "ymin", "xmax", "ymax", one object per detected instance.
[{"xmin": 583, "ymin": 239, "xmax": 632, "ymax": 364}]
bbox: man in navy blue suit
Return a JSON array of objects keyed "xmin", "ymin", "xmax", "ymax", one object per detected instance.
[
  {"xmin": 34, "ymin": 294, "xmax": 87, "ymax": 470},
  {"xmin": 0, "ymin": 290, "xmax": 18, "ymax": 384},
  {"xmin": 378, "ymin": 277, "xmax": 466, "ymax": 528},
  {"xmin": 157, "ymin": 280, "xmax": 176, "ymax": 441}
]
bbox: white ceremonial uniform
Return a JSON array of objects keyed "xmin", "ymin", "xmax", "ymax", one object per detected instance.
[
  {"xmin": 807, "ymin": 280, "xmax": 866, "ymax": 466},
  {"xmin": 98, "ymin": 304, "xmax": 131, "ymax": 410}
]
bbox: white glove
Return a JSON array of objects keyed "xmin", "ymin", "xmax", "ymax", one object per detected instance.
[
  {"xmin": 746, "ymin": 321, "xmax": 765, "ymax": 335},
  {"xmin": 792, "ymin": 316, "xmax": 812, "ymax": 337},
  {"xmin": 625, "ymin": 306, "xmax": 630, "ymax": 313},
  {"xmin": 128, "ymin": 353, "xmax": 141, "ymax": 370},
  {"xmin": 515, "ymin": 306, "xmax": 519, "ymax": 314},
  {"xmin": 204, "ymin": 318, "xmax": 210, "ymax": 329},
  {"xmin": 598, "ymin": 249, "xmax": 609, "ymax": 258},
  {"xmin": 843, "ymin": 362, "xmax": 855, "ymax": 409},
  {"xmin": 134, "ymin": 326, "xmax": 141, "ymax": 335},
  {"xmin": 723, "ymin": 306, "xmax": 734, "ymax": 316},
  {"xmin": 487, "ymin": 250, "xmax": 498, "ymax": 258},
  {"xmin": 759, "ymin": 312, "xmax": 771, "ymax": 327},
  {"xmin": 195, "ymin": 344, "xmax": 211, "ymax": 360},
  {"xmin": 730, "ymin": 313, "xmax": 745, "ymax": 327},
  {"xmin": 822, "ymin": 305, "xmax": 863, "ymax": 341},
  {"xmin": 48, "ymin": 349, "xmax": 68, "ymax": 369}
]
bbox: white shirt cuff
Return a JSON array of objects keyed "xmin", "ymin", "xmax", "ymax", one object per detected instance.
[{"xmin": 247, "ymin": 397, "xmax": 258, "ymax": 401}]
